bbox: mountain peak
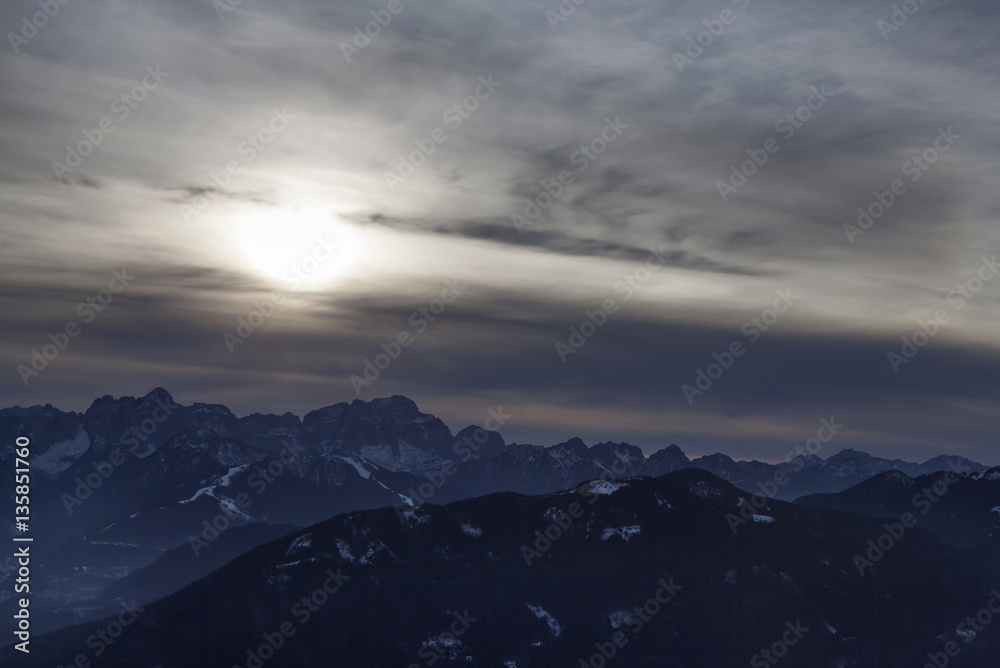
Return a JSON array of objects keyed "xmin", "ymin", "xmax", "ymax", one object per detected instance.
[
  {"xmin": 453, "ymin": 425, "xmax": 506, "ymax": 459},
  {"xmin": 84, "ymin": 387, "xmax": 177, "ymax": 414},
  {"xmin": 829, "ymin": 448, "xmax": 872, "ymax": 460},
  {"xmin": 358, "ymin": 395, "xmax": 419, "ymax": 411},
  {"xmin": 646, "ymin": 443, "xmax": 690, "ymax": 474},
  {"xmin": 694, "ymin": 452, "xmax": 736, "ymax": 465},
  {"xmin": 143, "ymin": 387, "xmax": 176, "ymax": 404}
]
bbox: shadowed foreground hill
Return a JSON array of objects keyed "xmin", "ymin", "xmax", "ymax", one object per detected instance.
[
  {"xmin": 796, "ymin": 467, "xmax": 1000, "ymax": 574},
  {"xmin": 6, "ymin": 470, "xmax": 999, "ymax": 667}
]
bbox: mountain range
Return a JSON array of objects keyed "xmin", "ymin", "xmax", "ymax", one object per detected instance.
[{"xmin": 0, "ymin": 388, "xmax": 992, "ymax": 646}]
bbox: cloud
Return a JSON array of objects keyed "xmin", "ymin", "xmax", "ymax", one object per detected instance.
[{"xmin": 1, "ymin": 0, "xmax": 999, "ymax": 463}]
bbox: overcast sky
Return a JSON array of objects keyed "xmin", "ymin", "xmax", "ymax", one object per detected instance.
[{"xmin": 2, "ymin": 0, "xmax": 999, "ymax": 464}]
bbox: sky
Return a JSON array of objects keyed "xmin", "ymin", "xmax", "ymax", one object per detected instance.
[{"xmin": 2, "ymin": 0, "xmax": 999, "ymax": 464}]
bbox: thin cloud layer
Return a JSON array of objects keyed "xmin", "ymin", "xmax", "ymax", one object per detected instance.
[{"xmin": 1, "ymin": 0, "xmax": 999, "ymax": 463}]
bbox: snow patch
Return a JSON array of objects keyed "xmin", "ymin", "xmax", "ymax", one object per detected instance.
[
  {"xmin": 753, "ymin": 514, "xmax": 775, "ymax": 524},
  {"xmin": 370, "ymin": 478, "xmax": 394, "ymax": 495},
  {"xmin": 609, "ymin": 609, "xmax": 635, "ymax": 629},
  {"xmin": 420, "ymin": 628, "xmax": 466, "ymax": 662},
  {"xmin": 687, "ymin": 480, "xmax": 723, "ymax": 499},
  {"xmin": 33, "ymin": 428, "xmax": 90, "ymax": 475},
  {"xmin": 88, "ymin": 540, "xmax": 139, "ymax": 548},
  {"xmin": 285, "ymin": 533, "xmax": 312, "ymax": 556},
  {"xmin": 335, "ymin": 539, "xmax": 355, "ymax": 563},
  {"xmin": 180, "ymin": 486, "xmax": 217, "ymax": 504},
  {"xmin": 655, "ymin": 494, "xmax": 673, "ymax": 509},
  {"xmin": 358, "ymin": 540, "xmax": 387, "ymax": 564},
  {"xmin": 218, "ymin": 496, "xmax": 253, "ymax": 520},
  {"xmin": 461, "ymin": 524, "xmax": 482, "ymax": 537},
  {"xmin": 526, "ymin": 604, "xmax": 561, "ymax": 637},
  {"xmin": 585, "ymin": 480, "xmax": 629, "ymax": 496},
  {"xmin": 216, "ymin": 465, "xmax": 248, "ymax": 487},
  {"xmin": 341, "ymin": 456, "xmax": 373, "ymax": 479},
  {"xmin": 421, "ymin": 634, "xmax": 463, "ymax": 649},
  {"xmin": 398, "ymin": 506, "xmax": 431, "ymax": 525},
  {"xmin": 601, "ymin": 525, "xmax": 642, "ymax": 541},
  {"xmin": 265, "ymin": 574, "xmax": 292, "ymax": 589}
]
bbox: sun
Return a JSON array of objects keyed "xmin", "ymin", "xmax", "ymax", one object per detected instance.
[{"xmin": 235, "ymin": 207, "xmax": 357, "ymax": 288}]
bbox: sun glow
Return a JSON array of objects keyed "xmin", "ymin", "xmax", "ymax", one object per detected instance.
[{"xmin": 235, "ymin": 207, "xmax": 358, "ymax": 288}]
